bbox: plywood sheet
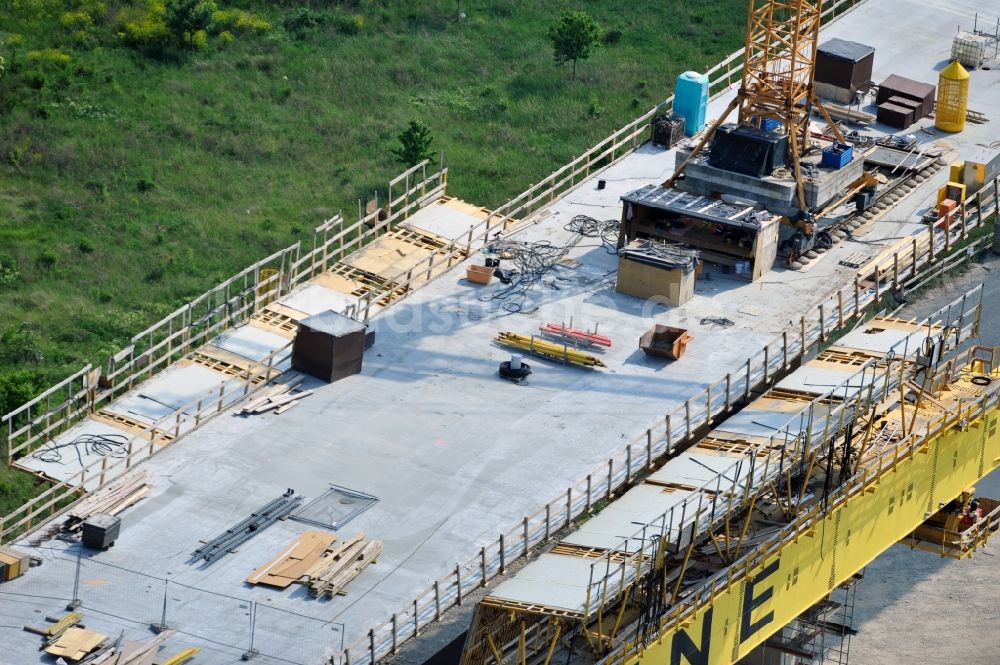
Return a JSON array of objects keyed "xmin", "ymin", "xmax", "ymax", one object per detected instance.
[
  {"xmin": 401, "ymin": 197, "xmax": 492, "ymax": 241},
  {"xmin": 248, "ymin": 530, "xmax": 338, "ymax": 588},
  {"xmin": 45, "ymin": 627, "xmax": 107, "ymax": 661},
  {"xmin": 344, "ymin": 236, "xmax": 436, "ymax": 279},
  {"xmin": 313, "ymin": 271, "xmax": 365, "ymax": 296}
]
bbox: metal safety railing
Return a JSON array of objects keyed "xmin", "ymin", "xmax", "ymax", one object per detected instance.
[
  {"xmin": 599, "ymin": 342, "xmax": 1000, "ymax": 665},
  {"xmin": 0, "ymin": 161, "xmax": 449, "ymax": 468},
  {"xmin": 0, "ymin": 340, "xmax": 291, "ymax": 542}
]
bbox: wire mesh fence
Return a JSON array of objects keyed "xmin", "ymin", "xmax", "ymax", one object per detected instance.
[
  {"xmin": 253, "ymin": 602, "xmax": 344, "ymax": 665},
  {"xmin": 76, "ymin": 555, "xmax": 166, "ymax": 628},
  {"xmin": 6, "ymin": 548, "xmax": 346, "ymax": 665},
  {"xmin": 164, "ymin": 580, "xmax": 253, "ymax": 653}
]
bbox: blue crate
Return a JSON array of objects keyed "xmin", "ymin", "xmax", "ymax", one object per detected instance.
[
  {"xmin": 821, "ymin": 143, "xmax": 854, "ymax": 169},
  {"xmin": 758, "ymin": 117, "xmax": 781, "ymax": 132}
]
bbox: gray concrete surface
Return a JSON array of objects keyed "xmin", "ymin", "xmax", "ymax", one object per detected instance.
[
  {"xmin": 850, "ymin": 255, "xmax": 1000, "ymax": 665},
  {"xmin": 2, "ymin": 0, "xmax": 999, "ymax": 663}
]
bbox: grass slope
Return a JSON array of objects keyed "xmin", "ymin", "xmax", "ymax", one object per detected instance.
[{"xmin": 0, "ymin": 0, "xmax": 747, "ymax": 513}]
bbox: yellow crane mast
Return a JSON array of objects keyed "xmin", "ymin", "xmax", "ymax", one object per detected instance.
[{"xmin": 667, "ymin": 0, "xmax": 844, "ymax": 212}]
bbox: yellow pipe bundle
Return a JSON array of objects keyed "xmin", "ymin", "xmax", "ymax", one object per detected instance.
[
  {"xmin": 161, "ymin": 647, "xmax": 202, "ymax": 665},
  {"xmin": 495, "ymin": 332, "xmax": 606, "ymax": 368}
]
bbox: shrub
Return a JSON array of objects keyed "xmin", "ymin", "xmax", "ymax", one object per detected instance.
[
  {"xmin": 0, "ymin": 256, "xmax": 20, "ymax": 288},
  {"xmin": 116, "ymin": 1, "xmax": 170, "ymax": 48},
  {"xmin": 191, "ymin": 28, "xmax": 208, "ymax": 48},
  {"xmin": 212, "ymin": 8, "xmax": 271, "ymax": 35},
  {"xmin": 334, "ymin": 13, "xmax": 364, "ymax": 35},
  {"xmin": 35, "ymin": 249, "xmax": 57, "ymax": 271},
  {"xmin": 144, "ymin": 265, "xmax": 166, "ymax": 282},
  {"xmin": 0, "ymin": 324, "xmax": 45, "ymax": 365},
  {"xmin": 218, "ymin": 29, "xmax": 233, "ymax": 43},
  {"xmin": 0, "ymin": 368, "xmax": 43, "ymax": 421},
  {"xmin": 587, "ymin": 95, "xmax": 603, "ymax": 118},
  {"xmin": 602, "ymin": 28, "xmax": 623, "ymax": 45},
  {"xmin": 60, "ymin": 10, "xmax": 94, "ymax": 30},
  {"xmin": 282, "ymin": 7, "xmax": 327, "ymax": 39},
  {"xmin": 26, "ymin": 49, "xmax": 72, "ymax": 67}
]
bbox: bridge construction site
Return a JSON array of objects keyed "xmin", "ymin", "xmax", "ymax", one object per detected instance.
[{"xmin": 2, "ymin": 0, "xmax": 1000, "ymax": 664}]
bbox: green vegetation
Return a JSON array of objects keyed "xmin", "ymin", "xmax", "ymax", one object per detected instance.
[
  {"xmin": 0, "ymin": 0, "xmax": 749, "ymax": 510},
  {"xmin": 392, "ymin": 120, "xmax": 435, "ymax": 167},
  {"xmin": 547, "ymin": 9, "xmax": 602, "ymax": 80}
]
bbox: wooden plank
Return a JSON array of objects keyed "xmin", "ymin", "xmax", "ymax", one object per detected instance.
[
  {"xmin": 262, "ymin": 302, "xmax": 309, "ymax": 321},
  {"xmin": 315, "ymin": 540, "xmax": 384, "ymax": 598},
  {"xmin": 275, "ymin": 400, "xmax": 299, "ymax": 415},
  {"xmin": 247, "ymin": 530, "xmax": 337, "ymax": 588},
  {"xmin": 304, "ymin": 534, "xmax": 366, "ymax": 580},
  {"xmin": 114, "ymin": 630, "xmax": 174, "ymax": 665}
]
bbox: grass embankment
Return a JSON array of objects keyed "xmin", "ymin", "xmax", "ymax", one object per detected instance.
[{"xmin": 0, "ymin": 0, "xmax": 749, "ymax": 513}]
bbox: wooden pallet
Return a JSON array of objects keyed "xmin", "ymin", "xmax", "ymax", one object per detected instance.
[
  {"xmin": 249, "ymin": 308, "xmax": 299, "ymax": 338},
  {"xmin": 694, "ymin": 436, "xmax": 769, "ymax": 458},
  {"xmin": 92, "ymin": 411, "xmax": 174, "ymax": 442},
  {"xmin": 548, "ymin": 542, "xmax": 630, "ymax": 563},
  {"xmin": 189, "ymin": 351, "xmax": 267, "ymax": 386},
  {"xmin": 321, "ymin": 263, "xmax": 410, "ymax": 306}
]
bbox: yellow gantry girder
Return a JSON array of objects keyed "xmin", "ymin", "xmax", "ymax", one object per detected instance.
[{"xmin": 616, "ymin": 369, "xmax": 1000, "ymax": 665}]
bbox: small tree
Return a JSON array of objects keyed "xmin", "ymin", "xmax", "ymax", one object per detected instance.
[
  {"xmin": 392, "ymin": 121, "xmax": 435, "ymax": 167},
  {"xmin": 547, "ymin": 10, "xmax": 601, "ymax": 80},
  {"xmin": 165, "ymin": 0, "xmax": 217, "ymax": 47}
]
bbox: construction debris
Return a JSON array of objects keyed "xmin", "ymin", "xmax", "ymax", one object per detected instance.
[
  {"xmin": 495, "ymin": 332, "xmax": 607, "ymax": 369},
  {"xmin": 44, "ymin": 626, "xmax": 108, "ymax": 662},
  {"xmin": 838, "ymin": 251, "xmax": 868, "ymax": 269},
  {"xmin": 305, "ymin": 534, "xmax": 383, "ymax": 598},
  {"xmin": 238, "ymin": 379, "xmax": 311, "ymax": 416},
  {"xmin": 26, "ymin": 614, "xmax": 192, "ymax": 665},
  {"xmin": 191, "ymin": 489, "xmax": 302, "ymax": 564},
  {"xmin": 247, "ymin": 530, "xmax": 337, "ymax": 589},
  {"xmin": 104, "ymin": 629, "xmax": 182, "ymax": 665},
  {"xmin": 63, "ymin": 472, "xmax": 151, "ymax": 535}
]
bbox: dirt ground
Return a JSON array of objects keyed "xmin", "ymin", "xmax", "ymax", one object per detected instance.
[{"xmin": 849, "ymin": 254, "xmax": 1000, "ymax": 665}]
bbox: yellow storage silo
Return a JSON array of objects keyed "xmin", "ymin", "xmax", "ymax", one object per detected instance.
[{"xmin": 935, "ymin": 60, "xmax": 970, "ymax": 132}]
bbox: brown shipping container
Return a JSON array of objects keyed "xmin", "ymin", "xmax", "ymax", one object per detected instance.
[
  {"xmin": 816, "ymin": 38, "xmax": 875, "ymax": 93},
  {"xmin": 877, "ymin": 74, "xmax": 935, "ymax": 117}
]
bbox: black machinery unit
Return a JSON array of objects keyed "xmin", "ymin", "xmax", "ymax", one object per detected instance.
[
  {"xmin": 708, "ymin": 125, "xmax": 789, "ymax": 178},
  {"xmin": 82, "ymin": 513, "xmax": 121, "ymax": 550}
]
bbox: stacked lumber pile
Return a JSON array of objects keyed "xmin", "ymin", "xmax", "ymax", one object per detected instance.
[
  {"xmin": 304, "ymin": 534, "xmax": 383, "ymax": 598},
  {"xmin": 63, "ymin": 472, "xmax": 151, "ymax": 534},
  {"xmin": 246, "ymin": 530, "xmax": 336, "ymax": 588},
  {"xmin": 238, "ymin": 379, "xmax": 311, "ymax": 416},
  {"xmin": 246, "ymin": 532, "xmax": 382, "ymax": 597}
]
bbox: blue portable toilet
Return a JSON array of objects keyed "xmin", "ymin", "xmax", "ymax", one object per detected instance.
[{"xmin": 675, "ymin": 71, "xmax": 709, "ymax": 136}]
